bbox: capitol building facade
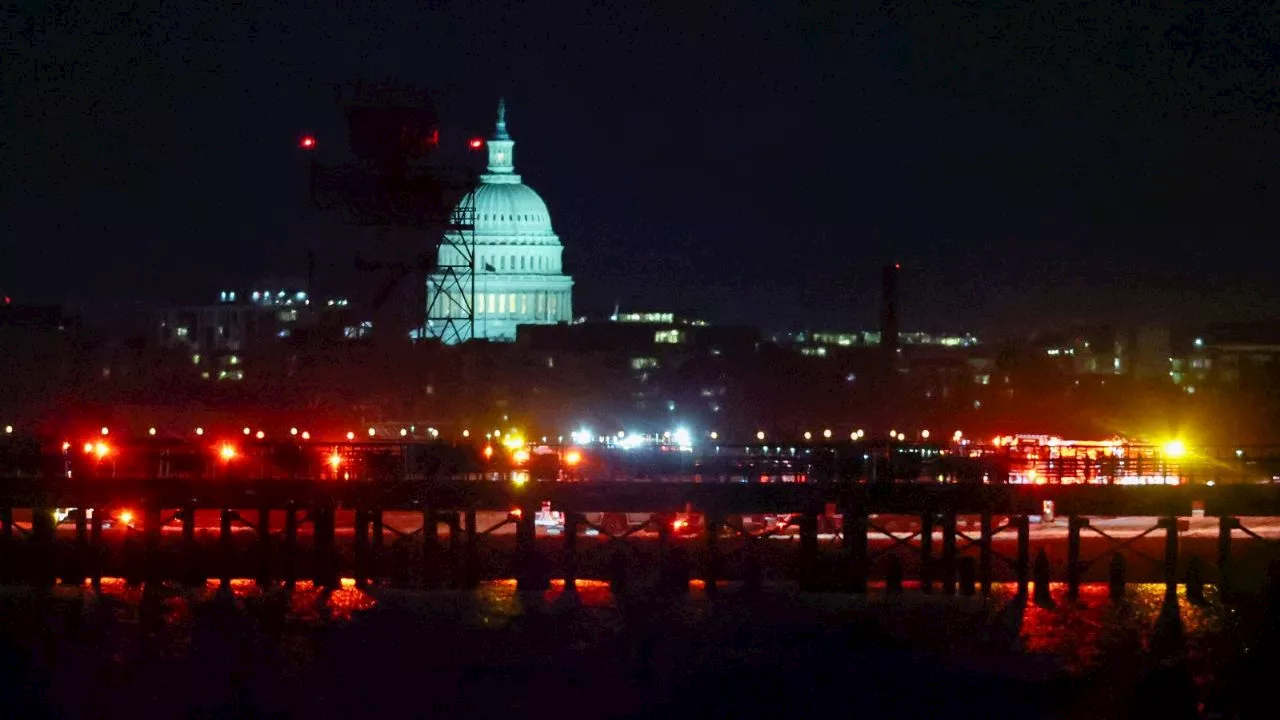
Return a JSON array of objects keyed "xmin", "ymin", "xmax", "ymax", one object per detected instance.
[{"xmin": 425, "ymin": 100, "xmax": 574, "ymax": 343}]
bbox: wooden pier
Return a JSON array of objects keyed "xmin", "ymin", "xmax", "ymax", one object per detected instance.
[{"xmin": 1, "ymin": 475, "xmax": 1279, "ymax": 598}]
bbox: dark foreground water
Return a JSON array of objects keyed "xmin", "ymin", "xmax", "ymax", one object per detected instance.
[{"xmin": 0, "ymin": 579, "xmax": 1277, "ymax": 719}]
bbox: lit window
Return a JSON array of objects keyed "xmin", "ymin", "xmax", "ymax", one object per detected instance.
[
  {"xmin": 655, "ymin": 330, "xmax": 683, "ymax": 344},
  {"xmin": 499, "ymin": 294, "xmax": 506, "ymax": 313},
  {"xmin": 488, "ymin": 293, "xmax": 496, "ymax": 313},
  {"xmin": 536, "ymin": 292, "xmax": 546, "ymax": 316},
  {"xmin": 475, "ymin": 297, "xmax": 484, "ymax": 315},
  {"xmin": 508, "ymin": 294, "xmax": 516, "ymax": 314},
  {"xmin": 548, "ymin": 294, "xmax": 558, "ymax": 318}
]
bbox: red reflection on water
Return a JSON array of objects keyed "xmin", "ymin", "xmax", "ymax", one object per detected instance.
[{"xmin": 286, "ymin": 580, "xmax": 378, "ymax": 622}]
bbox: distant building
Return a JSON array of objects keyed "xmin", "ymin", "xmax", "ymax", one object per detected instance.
[
  {"xmin": 1, "ymin": 300, "xmax": 82, "ymax": 419},
  {"xmin": 518, "ymin": 313, "xmax": 759, "ymax": 357},
  {"xmin": 1128, "ymin": 324, "xmax": 1171, "ymax": 382},
  {"xmin": 156, "ymin": 285, "xmax": 360, "ymax": 380},
  {"xmin": 424, "ymin": 99, "xmax": 574, "ymax": 343},
  {"xmin": 774, "ymin": 329, "xmax": 979, "ymax": 358}
]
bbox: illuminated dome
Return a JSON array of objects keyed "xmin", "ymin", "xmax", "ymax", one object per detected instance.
[
  {"xmin": 468, "ymin": 182, "xmax": 557, "ymax": 241},
  {"xmin": 425, "ymin": 99, "xmax": 574, "ymax": 343}
]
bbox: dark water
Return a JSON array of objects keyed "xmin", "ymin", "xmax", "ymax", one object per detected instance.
[{"xmin": 0, "ymin": 579, "xmax": 1275, "ymax": 719}]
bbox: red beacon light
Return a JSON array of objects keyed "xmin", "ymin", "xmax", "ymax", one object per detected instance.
[
  {"xmin": 468, "ymin": 137, "xmax": 484, "ymax": 150},
  {"xmin": 299, "ymin": 135, "xmax": 317, "ymax": 150}
]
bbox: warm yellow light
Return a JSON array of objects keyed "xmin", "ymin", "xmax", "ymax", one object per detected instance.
[
  {"xmin": 148, "ymin": 427, "xmax": 157, "ymax": 436},
  {"xmin": 823, "ymin": 429, "xmax": 832, "ymax": 439},
  {"xmin": 118, "ymin": 510, "xmax": 133, "ymax": 526},
  {"xmin": 953, "ymin": 430, "xmax": 963, "ymax": 441},
  {"xmin": 243, "ymin": 427, "xmax": 251, "ymax": 435},
  {"xmin": 564, "ymin": 450, "xmax": 583, "ymax": 466},
  {"xmin": 462, "ymin": 429, "xmax": 470, "ymax": 438},
  {"xmin": 756, "ymin": 431, "xmax": 765, "ymax": 441},
  {"xmin": 1162, "ymin": 440, "xmax": 1187, "ymax": 459},
  {"xmin": 290, "ymin": 427, "xmax": 298, "ymax": 436},
  {"xmin": 255, "ymin": 430, "xmax": 265, "ymax": 440},
  {"xmin": 219, "ymin": 444, "xmax": 237, "ymax": 461},
  {"xmin": 346, "ymin": 431, "xmax": 355, "ymax": 441},
  {"xmin": 328, "ymin": 453, "xmax": 342, "ymax": 471},
  {"xmin": 301, "ymin": 431, "xmax": 311, "ymax": 440},
  {"xmin": 94, "ymin": 442, "xmax": 109, "ymax": 459},
  {"xmin": 100, "ymin": 426, "xmax": 109, "ymax": 436},
  {"xmin": 502, "ymin": 434, "xmax": 525, "ymax": 450},
  {"xmin": 803, "ymin": 431, "xmax": 812, "ymax": 440},
  {"xmin": 368, "ymin": 427, "xmax": 376, "ymax": 437},
  {"xmin": 709, "ymin": 431, "xmax": 719, "ymax": 440},
  {"xmin": 921, "ymin": 429, "xmax": 931, "ymax": 440},
  {"xmin": 61, "ymin": 441, "xmax": 71, "ymax": 452},
  {"xmin": 512, "ymin": 449, "xmax": 530, "ymax": 464},
  {"xmin": 483, "ymin": 445, "xmax": 494, "ymax": 460},
  {"xmin": 83, "ymin": 442, "xmax": 94, "ymax": 454},
  {"xmin": 195, "ymin": 427, "xmax": 204, "ymax": 436}
]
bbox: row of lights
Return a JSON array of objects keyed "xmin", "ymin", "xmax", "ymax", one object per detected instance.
[
  {"xmin": 78, "ymin": 436, "xmax": 354, "ymax": 474},
  {"xmin": 88, "ymin": 426, "xmax": 447, "ymax": 441},
  {"xmin": 29, "ymin": 424, "xmax": 959, "ymax": 446},
  {"xmin": 750, "ymin": 428, "xmax": 953, "ymax": 442}
]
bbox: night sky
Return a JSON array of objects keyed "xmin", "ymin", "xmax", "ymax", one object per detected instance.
[{"xmin": 4, "ymin": 1, "xmax": 1280, "ymax": 337}]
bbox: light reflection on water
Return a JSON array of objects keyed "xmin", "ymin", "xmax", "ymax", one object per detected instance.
[
  {"xmin": 60, "ymin": 576, "xmax": 1225, "ymax": 669},
  {"xmin": 7, "ymin": 577, "xmax": 1246, "ymax": 715}
]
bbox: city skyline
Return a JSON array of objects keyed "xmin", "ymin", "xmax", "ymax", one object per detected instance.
[{"xmin": 5, "ymin": 2, "xmax": 1280, "ymax": 336}]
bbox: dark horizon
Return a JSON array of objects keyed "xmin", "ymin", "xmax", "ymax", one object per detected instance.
[{"xmin": 5, "ymin": 2, "xmax": 1280, "ymax": 338}]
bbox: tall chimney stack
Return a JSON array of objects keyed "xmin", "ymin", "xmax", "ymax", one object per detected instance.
[{"xmin": 880, "ymin": 263, "xmax": 900, "ymax": 355}]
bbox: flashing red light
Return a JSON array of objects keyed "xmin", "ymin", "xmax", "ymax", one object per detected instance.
[
  {"xmin": 118, "ymin": 510, "xmax": 134, "ymax": 526},
  {"xmin": 299, "ymin": 135, "xmax": 317, "ymax": 150},
  {"xmin": 468, "ymin": 137, "xmax": 484, "ymax": 150},
  {"xmin": 672, "ymin": 518, "xmax": 688, "ymax": 532},
  {"xmin": 219, "ymin": 444, "xmax": 238, "ymax": 462}
]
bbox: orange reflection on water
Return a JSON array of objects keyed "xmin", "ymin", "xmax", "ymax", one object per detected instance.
[
  {"xmin": 1012, "ymin": 582, "xmax": 1222, "ymax": 675},
  {"xmin": 282, "ymin": 580, "xmax": 378, "ymax": 622}
]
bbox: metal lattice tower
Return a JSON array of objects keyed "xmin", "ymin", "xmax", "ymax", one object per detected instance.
[{"xmin": 424, "ymin": 188, "xmax": 477, "ymax": 344}]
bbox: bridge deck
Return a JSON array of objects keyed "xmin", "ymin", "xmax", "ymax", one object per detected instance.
[{"xmin": 1, "ymin": 477, "xmax": 1278, "ymax": 516}]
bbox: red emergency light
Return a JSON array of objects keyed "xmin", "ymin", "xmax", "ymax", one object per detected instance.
[
  {"xmin": 468, "ymin": 137, "xmax": 484, "ymax": 150},
  {"xmin": 299, "ymin": 135, "xmax": 317, "ymax": 150}
]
